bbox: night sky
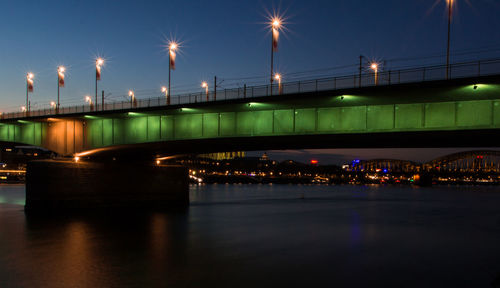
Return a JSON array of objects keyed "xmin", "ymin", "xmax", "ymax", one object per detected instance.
[{"xmin": 1, "ymin": 0, "xmax": 500, "ymax": 164}]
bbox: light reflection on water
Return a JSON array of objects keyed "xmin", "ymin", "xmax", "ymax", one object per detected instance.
[{"xmin": 1, "ymin": 184, "xmax": 500, "ymax": 287}]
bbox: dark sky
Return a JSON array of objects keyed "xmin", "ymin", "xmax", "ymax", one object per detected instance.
[{"xmin": 1, "ymin": 0, "xmax": 500, "ymax": 163}]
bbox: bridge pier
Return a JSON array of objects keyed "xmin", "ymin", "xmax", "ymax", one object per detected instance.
[{"xmin": 25, "ymin": 160, "xmax": 189, "ymax": 213}]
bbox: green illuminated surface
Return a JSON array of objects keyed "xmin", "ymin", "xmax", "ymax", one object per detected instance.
[{"xmin": 1, "ymin": 83, "xmax": 499, "ymax": 152}]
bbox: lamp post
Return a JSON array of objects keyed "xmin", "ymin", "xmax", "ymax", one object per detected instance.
[
  {"xmin": 274, "ymin": 73, "xmax": 282, "ymax": 95},
  {"xmin": 50, "ymin": 101, "xmax": 56, "ymax": 113},
  {"xmin": 96, "ymin": 58, "xmax": 104, "ymax": 110},
  {"xmin": 370, "ymin": 63, "xmax": 379, "ymax": 86},
  {"xmin": 57, "ymin": 66, "xmax": 66, "ymax": 114},
  {"xmin": 168, "ymin": 42, "xmax": 178, "ymax": 101},
  {"xmin": 161, "ymin": 86, "xmax": 169, "ymax": 105},
  {"xmin": 129, "ymin": 90, "xmax": 135, "ymax": 108},
  {"xmin": 85, "ymin": 95, "xmax": 93, "ymax": 111},
  {"xmin": 202, "ymin": 81, "xmax": 209, "ymax": 101},
  {"xmin": 446, "ymin": 0, "xmax": 454, "ymax": 79},
  {"xmin": 270, "ymin": 17, "xmax": 281, "ymax": 96},
  {"xmin": 26, "ymin": 72, "xmax": 34, "ymax": 115}
]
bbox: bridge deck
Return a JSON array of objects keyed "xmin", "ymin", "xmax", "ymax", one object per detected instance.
[{"xmin": 1, "ymin": 74, "xmax": 500, "ymax": 156}]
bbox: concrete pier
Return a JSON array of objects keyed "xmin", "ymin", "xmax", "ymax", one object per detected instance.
[{"xmin": 25, "ymin": 160, "xmax": 189, "ymax": 212}]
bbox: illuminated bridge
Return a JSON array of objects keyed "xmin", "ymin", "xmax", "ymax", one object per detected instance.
[
  {"xmin": 345, "ymin": 150, "xmax": 500, "ymax": 174},
  {"xmin": 425, "ymin": 150, "xmax": 500, "ymax": 173},
  {"xmin": 1, "ymin": 60, "xmax": 500, "ymax": 160},
  {"xmin": 2, "ymin": 59, "xmax": 500, "ymax": 211}
]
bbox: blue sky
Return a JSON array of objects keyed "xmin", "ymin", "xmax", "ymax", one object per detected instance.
[
  {"xmin": 1, "ymin": 0, "xmax": 500, "ymax": 163},
  {"xmin": 1, "ymin": 0, "xmax": 500, "ymax": 111}
]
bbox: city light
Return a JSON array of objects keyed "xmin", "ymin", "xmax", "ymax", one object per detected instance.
[
  {"xmin": 370, "ymin": 62, "xmax": 379, "ymax": 85},
  {"xmin": 168, "ymin": 40, "xmax": 180, "ymax": 104},
  {"xmin": 26, "ymin": 72, "xmax": 34, "ymax": 113},
  {"xmin": 21, "ymin": 106, "xmax": 26, "ymax": 112},
  {"xmin": 161, "ymin": 86, "xmax": 169, "ymax": 105},
  {"xmin": 50, "ymin": 101, "xmax": 56, "ymax": 108},
  {"xmin": 96, "ymin": 57, "xmax": 104, "ymax": 67},
  {"xmin": 274, "ymin": 73, "xmax": 282, "ymax": 94},
  {"xmin": 202, "ymin": 81, "xmax": 209, "ymax": 101},
  {"xmin": 57, "ymin": 66, "xmax": 66, "ymax": 113},
  {"xmin": 96, "ymin": 57, "xmax": 104, "ymax": 109},
  {"xmin": 268, "ymin": 12, "xmax": 286, "ymax": 96},
  {"xmin": 129, "ymin": 90, "xmax": 136, "ymax": 107}
]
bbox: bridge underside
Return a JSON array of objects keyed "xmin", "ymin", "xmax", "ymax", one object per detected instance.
[
  {"xmin": 1, "ymin": 75, "xmax": 500, "ymax": 157},
  {"xmin": 72, "ymin": 129, "xmax": 500, "ymax": 160}
]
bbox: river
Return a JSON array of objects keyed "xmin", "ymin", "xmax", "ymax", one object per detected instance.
[{"xmin": 1, "ymin": 184, "xmax": 500, "ymax": 287}]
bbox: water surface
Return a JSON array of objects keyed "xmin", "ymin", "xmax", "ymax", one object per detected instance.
[{"xmin": 1, "ymin": 184, "xmax": 500, "ymax": 287}]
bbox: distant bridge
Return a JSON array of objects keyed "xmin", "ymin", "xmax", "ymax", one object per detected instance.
[
  {"xmin": 1, "ymin": 59, "xmax": 500, "ymax": 160},
  {"xmin": 425, "ymin": 150, "xmax": 500, "ymax": 172},
  {"xmin": 347, "ymin": 150, "xmax": 500, "ymax": 173}
]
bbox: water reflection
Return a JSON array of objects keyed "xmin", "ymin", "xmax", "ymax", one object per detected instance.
[
  {"xmin": 20, "ymin": 212, "xmax": 190, "ymax": 287},
  {"xmin": 1, "ymin": 184, "xmax": 500, "ymax": 287}
]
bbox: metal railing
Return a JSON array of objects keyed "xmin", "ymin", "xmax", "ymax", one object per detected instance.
[{"xmin": 2, "ymin": 58, "xmax": 500, "ymax": 120}]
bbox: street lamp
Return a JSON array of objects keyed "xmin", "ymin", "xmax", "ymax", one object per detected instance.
[
  {"xmin": 168, "ymin": 42, "xmax": 178, "ymax": 101},
  {"xmin": 85, "ymin": 95, "xmax": 93, "ymax": 111},
  {"xmin": 96, "ymin": 57, "xmax": 104, "ymax": 110},
  {"xmin": 446, "ymin": 0, "xmax": 454, "ymax": 79},
  {"xmin": 161, "ymin": 86, "xmax": 169, "ymax": 105},
  {"xmin": 21, "ymin": 106, "xmax": 27, "ymax": 112},
  {"xmin": 129, "ymin": 90, "xmax": 136, "ymax": 108},
  {"xmin": 26, "ymin": 72, "xmax": 34, "ymax": 114},
  {"xmin": 201, "ymin": 81, "xmax": 209, "ymax": 101},
  {"xmin": 269, "ymin": 16, "xmax": 282, "ymax": 96},
  {"xmin": 370, "ymin": 63, "xmax": 379, "ymax": 86},
  {"xmin": 57, "ymin": 66, "xmax": 66, "ymax": 113},
  {"xmin": 50, "ymin": 101, "xmax": 56, "ymax": 112},
  {"xmin": 274, "ymin": 73, "xmax": 282, "ymax": 95}
]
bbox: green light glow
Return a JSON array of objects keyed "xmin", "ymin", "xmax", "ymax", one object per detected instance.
[
  {"xmin": 17, "ymin": 120, "xmax": 32, "ymax": 124},
  {"xmin": 127, "ymin": 112, "xmax": 144, "ymax": 117},
  {"xmin": 84, "ymin": 115, "xmax": 100, "ymax": 119}
]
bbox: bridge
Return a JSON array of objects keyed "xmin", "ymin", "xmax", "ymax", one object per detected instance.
[
  {"xmin": 346, "ymin": 150, "xmax": 500, "ymax": 173},
  {"xmin": 1, "ymin": 59, "xmax": 500, "ymax": 159},
  {"xmin": 1, "ymin": 59, "xmax": 499, "ymax": 211}
]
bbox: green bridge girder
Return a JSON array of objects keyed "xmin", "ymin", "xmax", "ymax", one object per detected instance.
[{"xmin": 1, "ymin": 80, "xmax": 500, "ymax": 155}]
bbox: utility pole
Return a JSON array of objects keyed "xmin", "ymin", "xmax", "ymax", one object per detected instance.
[
  {"xmin": 102, "ymin": 90, "xmax": 104, "ymax": 111},
  {"xmin": 446, "ymin": 0, "xmax": 452, "ymax": 79},
  {"xmin": 214, "ymin": 76, "xmax": 217, "ymax": 101},
  {"xmin": 359, "ymin": 55, "xmax": 364, "ymax": 88}
]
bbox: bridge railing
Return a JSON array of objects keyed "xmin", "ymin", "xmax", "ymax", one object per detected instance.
[{"xmin": 2, "ymin": 58, "xmax": 500, "ymax": 120}]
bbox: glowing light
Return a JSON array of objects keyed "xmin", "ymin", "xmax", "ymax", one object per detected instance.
[
  {"xmin": 85, "ymin": 96, "xmax": 92, "ymax": 103},
  {"xmin": 272, "ymin": 18, "xmax": 281, "ymax": 28},
  {"xmin": 74, "ymin": 156, "xmax": 80, "ymax": 162},
  {"xmin": 50, "ymin": 101, "xmax": 56, "ymax": 108},
  {"xmin": 310, "ymin": 160, "xmax": 319, "ymax": 165},
  {"xmin": 58, "ymin": 66, "xmax": 65, "ymax": 74},
  {"xmin": 161, "ymin": 86, "xmax": 167, "ymax": 93},
  {"xmin": 169, "ymin": 42, "xmax": 178, "ymax": 51},
  {"xmin": 128, "ymin": 90, "xmax": 134, "ymax": 97},
  {"xmin": 27, "ymin": 73, "xmax": 34, "ymax": 80},
  {"xmin": 156, "ymin": 160, "xmax": 160, "ymax": 165},
  {"xmin": 96, "ymin": 58, "xmax": 104, "ymax": 67},
  {"xmin": 370, "ymin": 63, "xmax": 378, "ymax": 71},
  {"xmin": 201, "ymin": 81, "xmax": 208, "ymax": 88},
  {"xmin": 21, "ymin": 106, "xmax": 26, "ymax": 112},
  {"xmin": 274, "ymin": 73, "xmax": 281, "ymax": 81}
]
